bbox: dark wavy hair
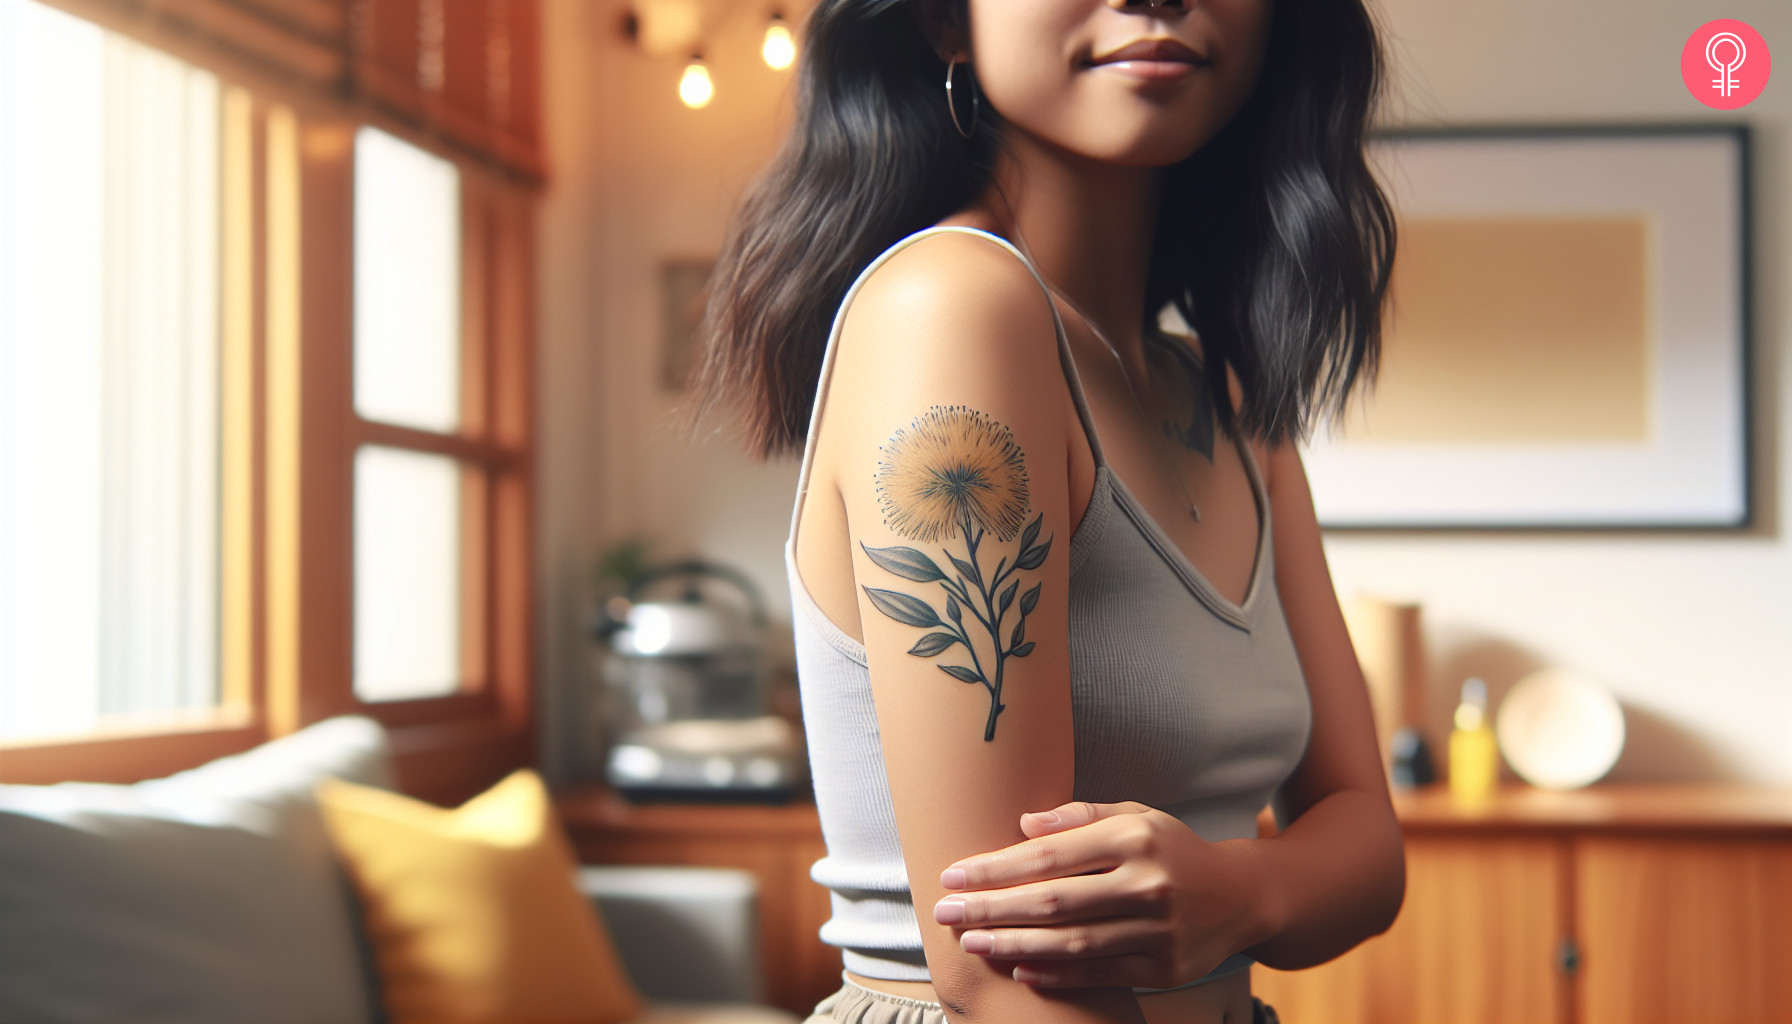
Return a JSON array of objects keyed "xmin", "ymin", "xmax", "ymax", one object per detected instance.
[{"xmin": 682, "ymin": 0, "xmax": 1395, "ymax": 459}]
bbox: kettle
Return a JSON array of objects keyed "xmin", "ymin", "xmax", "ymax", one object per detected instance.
[{"xmin": 592, "ymin": 559, "xmax": 804, "ymax": 800}]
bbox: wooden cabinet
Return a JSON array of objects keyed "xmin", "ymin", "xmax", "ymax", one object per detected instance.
[
  {"xmin": 1252, "ymin": 835, "xmax": 1571, "ymax": 1024},
  {"xmin": 555, "ymin": 787, "xmax": 837, "ymax": 1018},
  {"xmin": 1576, "ymin": 837, "xmax": 1792, "ymax": 1024},
  {"xmin": 1253, "ymin": 785, "xmax": 1792, "ymax": 1024}
]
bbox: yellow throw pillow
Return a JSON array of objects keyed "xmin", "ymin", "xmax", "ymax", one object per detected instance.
[{"xmin": 316, "ymin": 769, "xmax": 644, "ymax": 1024}]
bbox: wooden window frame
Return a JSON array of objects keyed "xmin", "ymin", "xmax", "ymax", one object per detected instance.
[{"xmin": 0, "ymin": 70, "xmax": 539, "ymax": 806}]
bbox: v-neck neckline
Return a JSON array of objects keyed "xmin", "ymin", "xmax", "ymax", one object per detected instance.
[
  {"xmin": 1012, "ymin": 258, "xmax": 1271, "ymax": 631},
  {"xmin": 1099, "ymin": 436, "xmax": 1270, "ymax": 632}
]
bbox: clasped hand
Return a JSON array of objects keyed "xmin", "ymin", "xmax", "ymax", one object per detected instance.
[{"xmin": 932, "ymin": 801, "xmax": 1268, "ymax": 990}]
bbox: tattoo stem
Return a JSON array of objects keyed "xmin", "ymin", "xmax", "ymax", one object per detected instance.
[
  {"xmin": 946, "ymin": 607, "xmax": 994, "ymax": 700},
  {"xmin": 939, "ymin": 574, "xmax": 993, "ymax": 635},
  {"xmin": 960, "ymin": 509, "xmax": 1009, "ymax": 740},
  {"xmin": 987, "ymin": 653, "xmax": 1005, "ymax": 741}
]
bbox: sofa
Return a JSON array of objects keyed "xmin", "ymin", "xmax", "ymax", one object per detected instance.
[{"xmin": 0, "ymin": 716, "xmax": 800, "ymax": 1024}]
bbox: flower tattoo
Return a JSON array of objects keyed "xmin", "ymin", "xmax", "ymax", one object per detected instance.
[
  {"xmin": 861, "ymin": 405, "xmax": 1053, "ymax": 741},
  {"xmin": 873, "ymin": 404, "xmax": 1030, "ymax": 543}
]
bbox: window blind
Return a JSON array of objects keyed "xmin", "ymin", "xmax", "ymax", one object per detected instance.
[
  {"xmin": 0, "ymin": 0, "xmax": 221, "ymax": 740},
  {"xmin": 29, "ymin": 0, "xmax": 543, "ymax": 182}
]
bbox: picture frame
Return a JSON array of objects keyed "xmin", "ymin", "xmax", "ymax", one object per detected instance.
[{"xmin": 1300, "ymin": 123, "xmax": 1752, "ymax": 530}]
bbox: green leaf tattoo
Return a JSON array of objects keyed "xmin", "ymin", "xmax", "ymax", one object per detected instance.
[
  {"xmin": 860, "ymin": 544, "xmax": 947, "ymax": 583},
  {"xmin": 861, "ymin": 405, "xmax": 1054, "ymax": 741},
  {"xmin": 862, "ymin": 587, "xmax": 941, "ymax": 628},
  {"xmin": 907, "ymin": 632, "xmax": 960, "ymax": 657},
  {"xmin": 939, "ymin": 665, "xmax": 983, "ymax": 684}
]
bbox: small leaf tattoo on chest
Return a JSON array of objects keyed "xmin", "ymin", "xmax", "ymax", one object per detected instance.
[
  {"xmin": 1156, "ymin": 333, "xmax": 1216, "ymax": 463},
  {"xmin": 860, "ymin": 405, "xmax": 1053, "ymax": 741}
]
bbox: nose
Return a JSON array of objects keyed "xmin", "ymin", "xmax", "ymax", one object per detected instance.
[{"xmin": 1112, "ymin": 0, "xmax": 1185, "ymax": 10}]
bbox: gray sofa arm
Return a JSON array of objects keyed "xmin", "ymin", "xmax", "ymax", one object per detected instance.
[{"xmin": 577, "ymin": 865, "xmax": 765, "ymax": 1005}]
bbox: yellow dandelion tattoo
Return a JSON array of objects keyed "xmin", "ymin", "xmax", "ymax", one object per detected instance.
[
  {"xmin": 862, "ymin": 404, "xmax": 1052, "ymax": 741},
  {"xmin": 874, "ymin": 405, "xmax": 1030, "ymax": 544}
]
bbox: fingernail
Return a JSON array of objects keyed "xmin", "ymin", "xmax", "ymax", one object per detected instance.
[
  {"xmin": 1027, "ymin": 810, "xmax": 1060, "ymax": 825},
  {"xmin": 961, "ymin": 931, "xmax": 993, "ymax": 954},
  {"xmin": 933, "ymin": 898, "xmax": 966, "ymax": 925},
  {"xmin": 1014, "ymin": 966, "xmax": 1057, "ymax": 985},
  {"xmin": 940, "ymin": 867, "xmax": 966, "ymax": 889}
]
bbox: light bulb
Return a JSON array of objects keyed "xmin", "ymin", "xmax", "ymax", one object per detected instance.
[
  {"xmin": 678, "ymin": 56, "xmax": 714, "ymax": 108},
  {"xmin": 762, "ymin": 19, "xmax": 795, "ymax": 70}
]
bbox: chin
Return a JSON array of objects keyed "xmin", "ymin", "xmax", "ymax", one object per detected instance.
[
  {"xmin": 1103, "ymin": 139, "xmax": 1210, "ymax": 168},
  {"xmin": 1000, "ymin": 95, "xmax": 1233, "ymax": 168},
  {"xmin": 1072, "ymin": 127, "xmax": 1216, "ymax": 168},
  {"xmin": 1050, "ymin": 101, "xmax": 1232, "ymax": 167}
]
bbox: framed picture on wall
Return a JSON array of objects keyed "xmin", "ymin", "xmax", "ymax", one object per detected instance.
[{"xmin": 1300, "ymin": 123, "xmax": 1752, "ymax": 530}]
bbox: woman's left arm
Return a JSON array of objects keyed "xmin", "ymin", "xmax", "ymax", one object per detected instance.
[
  {"xmin": 933, "ymin": 441, "xmax": 1405, "ymax": 987},
  {"xmin": 1231, "ymin": 439, "xmax": 1405, "ymax": 968}
]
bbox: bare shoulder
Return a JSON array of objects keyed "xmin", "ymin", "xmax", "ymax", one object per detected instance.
[
  {"xmin": 829, "ymin": 230, "xmax": 1060, "ymax": 394},
  {"xmin": 852, "ymin": 228, "xmax": 1046, "ymax": 317},
  {"xmin": 814, "ymin": 231, "xmax": 1071, "ymax": 505}
]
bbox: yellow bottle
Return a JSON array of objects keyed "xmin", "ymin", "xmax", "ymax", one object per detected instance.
[{"xmin": 1449, "ymin": 677, "xmax": 1498, "ymax": 804}]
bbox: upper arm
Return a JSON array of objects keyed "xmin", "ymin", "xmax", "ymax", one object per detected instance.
[
  {"xmin": 1260, "ymin": 442, "xmax": 1392, "ymax": 821},
  {"xmin": 824, "ymin": 235, "xmax": 1140, "ymax": 1022}
]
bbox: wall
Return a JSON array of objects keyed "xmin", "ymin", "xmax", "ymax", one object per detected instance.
[
  {"xmin": 1326, "ymin": 0, "xmax": 1790, "ymax": 784},
  {"xmin": 536, "ymin": 0, "xmax": 810, "ymax": 781},
  {"xmin": 536, "ymin": 0, "xmax": 1792, "ymax": 785}
]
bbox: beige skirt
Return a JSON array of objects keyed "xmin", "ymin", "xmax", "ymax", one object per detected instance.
[
  {"xmin": 802, "ymin": 973, "xmax": 1281, "ymax": 1024},
  {"xmin": 802, "ymin": 974, "xmax": 946, "ymax": 1024}
]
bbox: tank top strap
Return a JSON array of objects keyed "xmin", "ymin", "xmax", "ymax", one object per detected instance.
[
  {"xmin": 942, "ymin": 227, "xmax": 1112, "ymax": 471},
  {"xmin": 787, "ymin": 225, "xmax": 1111, "ymax": 550}
]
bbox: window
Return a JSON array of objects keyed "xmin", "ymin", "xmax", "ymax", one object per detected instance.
[
  {"xmin": 0, "ymin": 0, "xmax": 225, "ymax": 742},
  {"xmin": 353, "ymin": 128, "xmax": 467, "ymax": 702},
  {"xmin": 0, "ymin": 0, "xmax": 542, "ymax": 801},
  {"xmin": 347, "ymin": 126, "xmax": 532, "ymax": 714}
]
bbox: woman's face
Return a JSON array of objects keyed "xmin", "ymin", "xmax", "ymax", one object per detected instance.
[{"xmin": 957, "ymin": 0, "xmax": 1274, "ymax": 167}]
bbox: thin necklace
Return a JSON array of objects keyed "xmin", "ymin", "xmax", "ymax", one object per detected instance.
[
  {"xmin": 1006, "ymin": 229, "xmax": 1204, "ymax": 523},
  {"xmin": 1061, "ymin": 290, "xmax": 1205, "ymax": 524}
]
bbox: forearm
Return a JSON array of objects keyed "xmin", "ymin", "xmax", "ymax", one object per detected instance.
[
  {"xmin": 907, "ymin": 788, "xmax": 1151, "ymax": 1024},
  {"xmin": 1238, "ymin": 785, "xmax": 1405, "ymax": 969}
]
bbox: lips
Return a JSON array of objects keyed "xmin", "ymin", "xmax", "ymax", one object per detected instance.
[{"xmin": 1088, "ymin": 38, "xmax": 1210, "ymax": 66}]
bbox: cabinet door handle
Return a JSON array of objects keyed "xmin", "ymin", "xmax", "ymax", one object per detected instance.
[{"xmin": 1557, "ymin": 936, "xmax": 1581, "ymax": 976}]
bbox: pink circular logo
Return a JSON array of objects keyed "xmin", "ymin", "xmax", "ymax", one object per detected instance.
[{"xmin": 1682, "ymin": 20, "xmax": 1770, "ymax": 110}]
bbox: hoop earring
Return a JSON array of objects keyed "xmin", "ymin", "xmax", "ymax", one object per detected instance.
[{"xmin": 944, "ymin": 56, "xmax": 980, "ymax": 139}]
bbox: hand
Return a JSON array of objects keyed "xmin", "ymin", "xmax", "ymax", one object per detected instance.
[{"xmin": 932, "ymin": 800, "xmax": 1272, "ymax": 990}]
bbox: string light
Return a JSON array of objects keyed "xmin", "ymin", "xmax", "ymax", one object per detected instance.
[
  {"xmin": 678, "ymin": 53, "xmax": 714, "ymax": 108},
  {"xmin": 627, "ymin": 6, "xmax": 797, "ymax": 108},
  {"xmin": 761, "ymin": 12, "xmax": 795, "ymax": 70}
]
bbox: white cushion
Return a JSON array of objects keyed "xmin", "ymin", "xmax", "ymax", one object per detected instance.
[{"xmin": 0, "ymin": 716, "xmax": 393, "ymax": 1024}]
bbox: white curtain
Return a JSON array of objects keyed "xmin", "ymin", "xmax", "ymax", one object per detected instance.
[{"xmin": 0, "ymin": 0, "xmax": 219, "ymax": 740}]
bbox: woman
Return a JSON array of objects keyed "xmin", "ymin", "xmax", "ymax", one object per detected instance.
[{"xmin": 685, "ymin": 0, "xmax": 1404, "ymax": 1021}]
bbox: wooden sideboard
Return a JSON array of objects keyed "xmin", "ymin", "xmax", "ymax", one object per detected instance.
[
  {"xmin": 556, "ymin": 784, "xmax": 1792, "ymax": 1023},
  {"xmin": 1253, "ymin": 785, "xmax": 1792, "ymax": 1024}
]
